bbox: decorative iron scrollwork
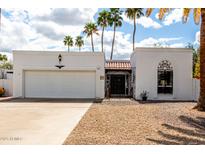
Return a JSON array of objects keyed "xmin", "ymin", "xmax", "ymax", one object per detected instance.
[{"xmin": 158, "ymin": 60, "xmax": 172, "ymax": 71}]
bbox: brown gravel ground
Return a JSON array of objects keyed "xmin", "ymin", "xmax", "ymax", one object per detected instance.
[{"xmin": 64, "ymin": 100, "xmax": 205, "ymax": 145}]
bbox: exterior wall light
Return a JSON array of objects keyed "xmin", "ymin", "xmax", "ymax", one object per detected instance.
[
  {"xmin": 58, "ymin": 54, "xmax": 62, "ymax": 63},
  {"xmin": 55, "ymin": 54, "xmax": 65, "ymax": 69}
]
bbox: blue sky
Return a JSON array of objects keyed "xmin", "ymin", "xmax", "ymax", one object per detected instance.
[
  {"xmin": 0, "ymin": 8, "xmax": 200, "ymax": 60},
  {"xmin": 95, "ymin": 8, "xmax": 199, "ymax": 48}
]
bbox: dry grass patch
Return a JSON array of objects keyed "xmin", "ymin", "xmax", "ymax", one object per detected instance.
[{"xmin": 64, "ymin": 101, "xmax": 205, "ymax": 145}]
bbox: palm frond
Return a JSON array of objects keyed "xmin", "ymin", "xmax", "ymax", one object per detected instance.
[
  {"xmin": 125, "ymin": 8, "xmax": 144, "ymax": 19},
  {"xmin": 193, "ymin": 8, "xmax": 201, "ymax": 25},
  {"xmin": 146, "ymin": 8, "xmax": 153, "ymax": 17},
  {"xmin": 158, "ymin": 8, "xmax": 169, "ymax": 20},
  {"xmin": 108, "ymin": 8, "xmax": 123, "ymax": 27},
  {"xmin": 125, "ymin": 8, "xmax": 134, "ymax": 19},
  {"xmin": 75, "ymin": 36, "xmax": 84, "ymax": 47},
  {"xmin": 182, "ymin": 8, "xmax": 191, "ymax": 23},
  {"xmin": 97, "ymin": 10, "xmax": 109, "ymax": 28},
  {"xmin": 64, "ymin": 35, "xmax": 73, "ymax": 46},
  {"xmin": 84, "ymin": 22, "xmax": 98, "ymax": 37}
]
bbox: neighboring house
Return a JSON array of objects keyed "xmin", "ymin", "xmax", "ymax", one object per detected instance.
[{"xmin": 12, "ymin": 47, "xmax": 198, "ymax": 101}]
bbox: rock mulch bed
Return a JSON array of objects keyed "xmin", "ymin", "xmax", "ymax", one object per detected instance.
[{"xmin": 64, "ymin": 100, "xmax": 205, "ymax": 145}]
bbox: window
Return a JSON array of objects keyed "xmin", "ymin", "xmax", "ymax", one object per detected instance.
[{"xmin": 157, "ymin": 60, "xmax": 173, "ymax": 94}]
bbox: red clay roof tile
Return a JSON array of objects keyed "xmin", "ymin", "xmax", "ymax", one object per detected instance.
[{"xmin": 105, "ymin": 60, "xmax": 131, "ymax": 70}]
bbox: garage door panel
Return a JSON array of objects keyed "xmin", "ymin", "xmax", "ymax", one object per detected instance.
[{"xmin": 24, "ymin": 71, "xmax": 96, "ymax": 98}]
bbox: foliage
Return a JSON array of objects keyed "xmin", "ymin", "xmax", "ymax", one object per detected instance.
[
  {"xmin": 83, "ymin": 22, "xmax": 98, "ymax": 37},
  {"xmin": 0, "ymin": 54, "xmax": 8, "ymax": 62},
  {"xmin": 183, "ymin": 8, "xmax": 201, "ymax": 24},
  {"xmin": 75, "ymin": 36, "xmax": 84, "ymax": 51},
  {"xmin": 97, "ymin": 9, "xmax": 110, "ymax": 52},
  {"xmin": 64, "ymin": 35, "xmax": 73, "ymax": 52},
  {"xmin": 83, "ymin": 22, "xmax": 99, "ymax": 52},
  {"xmin": 146, "ymin": 8, "xmax": 201, "ymax": 25},
  {"xmin": 0, "ymin": 54, "xmax": 12, "ymax": 70},
  {"xmin": 185, "ymin": 42, "xmax": 194, "ymax": 49},
  {"xmin": 194, "ymin": 54, "xmax": 200, "ymax": 79},
  {"xmin": 97, "ymin": 10, "xmax": 110, "ymax": 28},
  {"xmin": 108, "ymin": 8, "xmax": 123, "ymax": 60},
  {"xmin": 108, "ymin": 8, "xmax": 123, "ymax": 27},
  {"xmin": 153, "ymin": 41, "xmax": 170, "ymax": 48},
  {"xmin": 125, "ymin": 8, "xmax": 144, "ymax": 20},
  {"xmin": 125, "ymin": 8, "xmax": 144, "ymax": 51},
  {"xmin": 185, "ymin": 42, "xmax": 199, "ymax": 78},
  {"xmin": 0, "ymin": 61, "xmax": 13, "ymax": 70}
]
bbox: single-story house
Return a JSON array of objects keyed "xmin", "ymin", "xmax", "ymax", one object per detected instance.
[{"xmin": 13, "ymin": 47, "xmax": 198, "ymax": 101}]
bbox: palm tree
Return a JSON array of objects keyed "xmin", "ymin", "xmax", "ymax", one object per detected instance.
[
  {"xmin": 83, "ymin": 22, "xmax": 99, "ymax": 52},
  {"xmin": 64, "ymin": 35, "xmax": 73, "ymax": 52},
  {"xmin": 97, "ymin": 10, "xmax": 110, "ymax": 53},
  {"xmin": 125, "ymin": 8, "xmax": 144, "ymax": 51},
  {"xmin": 75, "ymin": 36, "xmax": 84, "ymax": 52},
  {"xmin": 146, "ymin": 8, "xmax": 205, "ymax": 111},
  {"xmin": 109, "ymin": 8, "xmax": 123, "ymax": 60}
]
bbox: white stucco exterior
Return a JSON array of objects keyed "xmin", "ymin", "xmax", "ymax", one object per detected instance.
[
  {"xmin": 12, "ymin": 48, "xmax": 196, "ymax": 101},
  {"xmin": 131, "ymin": 47, "xmax": 193, "ymax": 101},
  {"xmin": 13, "ymin": 51, "xmax": 105, "ymax": 99}
]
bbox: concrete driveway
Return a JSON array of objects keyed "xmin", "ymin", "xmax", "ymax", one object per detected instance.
[{"xmin": 0, "ymin": 99, "xmax": 92, "ymax": 145}]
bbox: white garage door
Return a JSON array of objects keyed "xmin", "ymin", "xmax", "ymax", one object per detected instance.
[{"xmin": 24, "ymin": 70, "xmax": 96, "ymax": 98}]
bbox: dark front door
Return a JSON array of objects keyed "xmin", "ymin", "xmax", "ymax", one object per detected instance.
[{"xmin": 110, "ymin": 75, "xmax": 125, "ymax": 95}]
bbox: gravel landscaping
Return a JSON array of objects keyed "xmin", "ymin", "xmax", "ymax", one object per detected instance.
[{"xmin": 64, "ymin": 99, "xmax": 205, "ymax": 145}]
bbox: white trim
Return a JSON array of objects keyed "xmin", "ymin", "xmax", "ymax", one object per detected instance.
[{"xmin": 13, "ymin": 50, "xmax": 104, "ymax": 57}]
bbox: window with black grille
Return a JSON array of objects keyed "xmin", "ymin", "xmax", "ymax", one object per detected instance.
[{"xmin": 157, "ymin": 60, "xmax": 173, "ymax": 94}]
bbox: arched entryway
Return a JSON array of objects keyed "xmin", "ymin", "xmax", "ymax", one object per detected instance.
[{"xmin": 157, "ymin": 60, "xmax": 173, "ymax": 94}]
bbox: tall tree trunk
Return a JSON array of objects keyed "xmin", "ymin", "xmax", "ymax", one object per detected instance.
[
  {"xmin": 68, "ymin": 46, "xmax": 69, "ymax": 52},
  {"xmin": 133, "ymin": 17, "xmax": 136, "ymax": 51},
  {"xmin": 110, "ymin": 23, "xmax": 116, "ymax": 60},
  {"xmin": 91, "ymin": 33, "xmax": 94, "ymax": 52},
  {"xmin": 196, "ymin": 9, "xmax": 205, "ymax": 111},
  {"xmin": 79, "ymin": 47, "xmax": 81, "ymax": 52},
  {"xmin": 101, "ymin": 27, "xmax": 104, "ymax": 52}
]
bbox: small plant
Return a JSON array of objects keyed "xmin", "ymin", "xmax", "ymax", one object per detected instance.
[
  {"xmin": 140, "ymin": 90, "xmax": 148, "ymax": 101},
  {"xmin": 0, "ymin": 87, "xmax": 5, "ymax": 97}
]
